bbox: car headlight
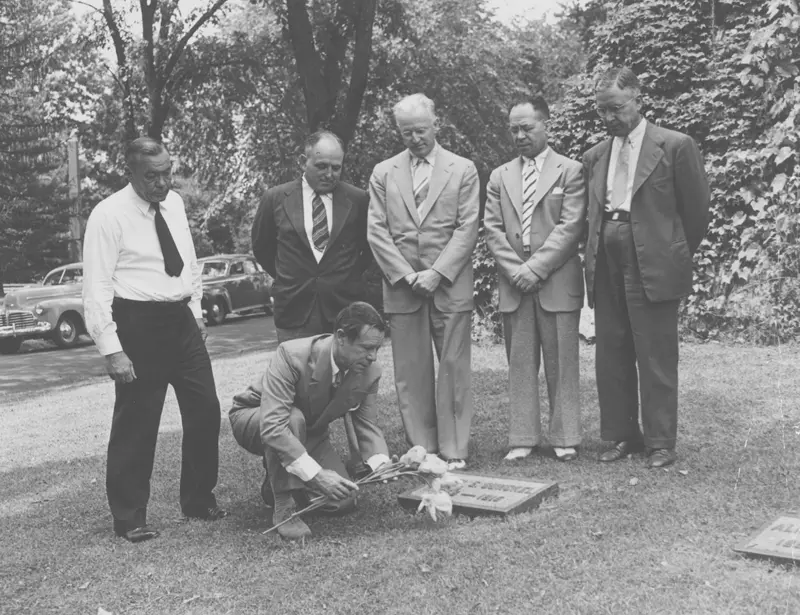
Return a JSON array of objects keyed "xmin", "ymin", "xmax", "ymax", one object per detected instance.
[{"xmin": 34, "ymin": 304, "xmax": 44, "ymax": 316}]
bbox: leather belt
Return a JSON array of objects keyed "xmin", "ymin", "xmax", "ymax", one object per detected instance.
[
  {"xmin": 113, "ymin": 296, "xmax": 191, "ymax": 308},
  {"xmin": 522, "ymin": 247, "xmax": 532, "ymax": 257},
  {"xmin": 603, "ymin": 210, "xmax": 630, "ymax": 222}
]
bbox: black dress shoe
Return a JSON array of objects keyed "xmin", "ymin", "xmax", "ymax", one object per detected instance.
[
  {"xmin": 115, "ymin": 525, "xmax": 159, "ymax": 543},
  {"xmin": 646, "ymin": 448, "xmax": 676, "ymax": 468},
  {"xmin": 183, "ymin": 505, "xmax": 229, "ymax": 520},
  {"xmin": 599, "ymin": 440, "xmax": 644, "ymax": 462}
]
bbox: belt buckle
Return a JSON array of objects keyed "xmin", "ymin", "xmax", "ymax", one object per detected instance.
[{"xmin": 611, "ymin": 211, "xmax": 621, "ymax": 221}]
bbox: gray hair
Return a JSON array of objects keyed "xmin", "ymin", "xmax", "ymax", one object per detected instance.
[
  {"xmin": 393, "ymin": 93, "xmax": 436, "ymax": 124},
  {"xmin": 304, "ymin": 130, "xmax": 345, "ymax": 157},
  {"xmin": 125, "ymin": 137, "xmax": 168, "ymax": 168},
  {"xmin": 595, "ymin": 67, "xmax": 641, "ymax": 96}
]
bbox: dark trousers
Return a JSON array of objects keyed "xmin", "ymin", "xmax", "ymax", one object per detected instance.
[
  {"xmin": 594, "ymin": 221, "xmax": 680, "ymax": 450},
  {"xmin": 107, "ymin": 298, "xmax": 221, "ymax": 528},
  {"xmin": 275, "ymin": 299, "xmax": 332, "ymax": 344}
]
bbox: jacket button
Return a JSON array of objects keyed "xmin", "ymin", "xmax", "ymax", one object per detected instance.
[{"xmin": 515, "ymin": 233, "xmax": 520, "ymax": 238}]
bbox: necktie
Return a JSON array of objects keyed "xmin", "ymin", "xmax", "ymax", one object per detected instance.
[
  {"xmin": 311, "ymin": 191, "xmax": 328, "ymax": 252},
  {"xmin": 611, "ymin": 137, "xmax": 631, "ymax": 209},
  {"xmin": 151, "ymin": 202, "xmax": 184, "ymax": 277},
  {"xmin": 521, "ymin": 159, "xmax": 539, "ymax": 243},
  {"xmin": 412, "ymin": 157, "xmax": 430, "ymax": 209}
]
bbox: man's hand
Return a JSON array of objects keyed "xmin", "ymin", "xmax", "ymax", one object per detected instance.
[
  {"xmin": 196, "ymin": 317, "xmax": 208, "ymax": 342},
  {"xmin": 105, "ymin": 351, "xmax": 137, "ymax": 384},
  {"xmin": 512, "ymin": 264, "xmax": 542, "ymax": 293},
  {"xmin": 308, "ymin": 469, "xmax": 359, "ymax": 501},
  {"xmin": 412, "ymin": 269, "xmax": 443, "ymax": 296},
  {"xmin": 403, "ymin": 272, "xmax": 419, "ymax": 287}
]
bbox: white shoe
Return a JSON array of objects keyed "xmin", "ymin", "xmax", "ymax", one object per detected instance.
[
  {"xmin": 504, "ymin": 447, "xmax": 533, "ymax": 461},
  {"xmin": 554, "ymin": 447, "xmax": 578, "ymax": 461},
  {"xmin": 446, "ymin": 459, "xmax": 467, "ymax": 471}
]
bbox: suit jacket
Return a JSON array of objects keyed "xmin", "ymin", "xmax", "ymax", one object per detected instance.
[
  {"xmin": 367, "ymin": 146, "xmax": 480, "ymax": 314},
  {"xmin": 229, "ymin": 335, "xmax": 389, "ymax": 468},
  {"xmin": 484, "ymin": 149, "xmax": 586, "ymax": 313},
  {"xmin": 251, "ymin": 179, "xmax": 371, "ymax": 329},
  {"xmin": 583, "ymin": 122, "xmax": 711, "ymax": 307}
]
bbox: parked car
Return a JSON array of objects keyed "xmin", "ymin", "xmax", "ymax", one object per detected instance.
[
  {"xmin": 0, "ymin": 263, "xmax": 86, "ymax": 354},
  {"xmin": 199, "ymin": 254, "xmax": 273, "ymax": 325}
]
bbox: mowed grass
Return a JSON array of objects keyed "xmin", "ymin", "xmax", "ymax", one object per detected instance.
[{"xmin": 2, "ymin": 341, "xmax": 800, "ymax": 614}]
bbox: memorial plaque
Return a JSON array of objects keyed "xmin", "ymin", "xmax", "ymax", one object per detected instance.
[
  {"xmin": 734, "ymin": 513, "xmax": 800, "ymax": 564},
  {"xmin": 397, "ymin": 472, "xmax": 558, "ymax": 517}
]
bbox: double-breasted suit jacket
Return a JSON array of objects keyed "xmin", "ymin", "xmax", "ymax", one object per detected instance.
[{"xmin": 252, "ymin": 180, "xmax": 371, "ymax": 330}]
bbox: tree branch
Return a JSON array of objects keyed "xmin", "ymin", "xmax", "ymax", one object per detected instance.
[
  {"xmin": 285, "ymin": 0, "xmax": 328, "ymax": 131},
  {"xmin": 338, "ymin": 0, "xmax": 375, "ymax": 144},
  {"xmin": 161, "ymin": 0, "xmax": 229, "ymax": 86}
]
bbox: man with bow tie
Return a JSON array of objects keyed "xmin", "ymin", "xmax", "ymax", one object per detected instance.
[
  {"xmin": 484, "ymin": 97, "xmax": 586, "ymax": 463},
  {"xmin": 583, "ymin": 67, "xmax": 710, "ymax": 468},
  {"xmin": 228, "ymin": 302, "xmax": 391, "ymax": 540},
  {"xmin": 83, "ymin": 137, "xmax": 226, "ymax": 543},
  {"xmin": 367, "ymin": 93, "xmax": 480, "ymax": 471}
]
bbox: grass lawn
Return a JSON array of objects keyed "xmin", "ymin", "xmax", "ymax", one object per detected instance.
[{"xmin": 2, "ymin": 340, "xmax": 800, "ymax": 614}]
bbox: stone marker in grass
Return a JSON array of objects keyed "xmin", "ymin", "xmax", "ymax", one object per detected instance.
[
  {"xmin": 734, "ymin": 513, "xmax": 800, "ymax": 564},
  {"xmin": 398, "ymin": 472, "xmax": 558, "ymax": 517}
]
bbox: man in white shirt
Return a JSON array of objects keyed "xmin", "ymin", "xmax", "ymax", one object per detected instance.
[
  {"xmin": 484, "ymin": 97, "xmax": 586, "ymax": 463},
  {"xmin": 583, "ymin": 67, "xmax": 710, "ymax": 468},
  {"xmin": 228, "ymin": 302, "xmax": 391, "ymax": 541},
  {"xmin": 83, "ymin": 137, "xmax": 226, "ymax": 543}
]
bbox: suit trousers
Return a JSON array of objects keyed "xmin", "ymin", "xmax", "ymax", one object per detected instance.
[
  {"xmin": 108, "ymin": 299, "xmax": 220, "ymax": 528},
  {"xmin": 595, "ymin": 221, "xmax": 680, "ymax": 449},
  {"xmin": 229, "ymin": 405, "xmax": 355, "ymax": 513},
  {"xmin": 389, "ymin": 301, "xmax": 473, "ymax": 460},
  {"xmin": 275, "ymin": 298, "xmax": 331, "ymax": 344},
  {"xmin": 503, "ymin": 293, "xmax": 581, "ymax": 448}
]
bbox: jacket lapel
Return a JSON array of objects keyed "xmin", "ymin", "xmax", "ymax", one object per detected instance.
[
  {"xmin": 418, "ymin": 151, "xmax": 453, "ymax": 223},
  {"xmin": 307, "ymin": 336, "xmax": 333, "ymax": 419},
  {"xmin": 501, "ymin": 158, "xmax": 524, "ymax": 224},
  {"xmin": 591, "ymin": 140, "xmax": 612, "ymax": 207},
  {"xmin": 393, "ymin": 155, "xmax": 420, "ymax": 226},
  {"xmin": 324, "ymin": 185, "xmax": 353, "ymax": 255},
  {"xmin": 532, "ymin": 154, "xmax": 563, "ymax": 205},
  {"xmin": 282, "ymin": 180, "xmax": 312, "ymax": 254},
  {"xmin": 632, "ymin": 125, "xmax": 664, "ymax": 198}
]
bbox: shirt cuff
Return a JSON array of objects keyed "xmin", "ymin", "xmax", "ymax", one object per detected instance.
[
  {"xmin": 286, "ymin": 453, "xmax": 322, "ymax": 482},
  {"xmin": 366, "ymin": 453, "xmax": 391, "ymax": 472},
  {"xmin": 96, "ymin": 332, "xmax": 123, "ymax": 356}
]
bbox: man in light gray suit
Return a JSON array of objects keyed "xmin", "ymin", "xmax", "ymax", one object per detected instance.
[
  {"xmin": 484, "ymin": 97, "xmax": 586, "ymax": 462},
  {"xmin": 368, "ymin": 93, "xmax": 480, "ymax": 470}
]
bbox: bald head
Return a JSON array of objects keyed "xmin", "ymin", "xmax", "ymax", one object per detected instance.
[{"xmin": 302, "ymin": 131, "xmax": 345, "ymax": 194}]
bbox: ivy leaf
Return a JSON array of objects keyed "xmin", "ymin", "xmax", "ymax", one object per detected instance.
[{"xmin": 772, "ymin": 173, "xmax": 788, "ymax": 192}]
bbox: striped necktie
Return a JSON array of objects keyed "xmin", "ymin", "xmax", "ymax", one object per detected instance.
[
  {"xmin": 521, "ymin": 159, "xmax": 539, "ymax": 243},
  {"xmin": 311, "ymin": 191, "xmax": 329, "ymax": 252},
  {"xmin": 611, "ymin": 137, "xmax": 631, "ymax": 209},
  {"xmin": 412, "ymin": 156, "xmax": 430, "ymax": 209}
]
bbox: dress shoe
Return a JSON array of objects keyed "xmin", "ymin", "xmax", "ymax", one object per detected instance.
[
  {"xmin": 115, "ymin": 525, "xmax": 159, "ymax": 543},
  {"xmin": 446, "ymin": 459, "xmax": 466, "ymax": 471},
  {"xmin": 273, "ymin": 494, "xmax": 311, "ymax": 541},
  {"xmin": 346, "ymin": 459, "xmax": 373, "ymax": 481},
  {"xmin": 646, "ymin": 448, "xmax": 676, "ymax": 469},
  {"xmin": 599, "ymin": 441, "xmax": 643, "ymax": 463},
  {"xmin": 183, "ymin": 505, "xmax": 229, "ymax": 521},
  {"xmin": 504, "ymin": 447, "xmax": 533, "ymax": 461},
  {"xmin": 554, "ymin": 447, "xmax": 578, "ymax": 462}
]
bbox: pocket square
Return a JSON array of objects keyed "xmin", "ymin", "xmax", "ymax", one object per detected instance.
[{"xmin": 552, "ymin": 187, "xmax": 564, "ymax": 195}]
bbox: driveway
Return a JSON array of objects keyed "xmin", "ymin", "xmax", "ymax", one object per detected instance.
[{"xmin": 0, "ymin": 313, "xmax": 277, "ymax": 399}]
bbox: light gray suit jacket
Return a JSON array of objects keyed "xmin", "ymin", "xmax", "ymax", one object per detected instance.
[
  {"xmin": 484, "ymin": 149, "xmax": 586, "ymax": 313},
  {"xmin": 367, "ymin": 145, "xmax": 480, "ymax": 314}
]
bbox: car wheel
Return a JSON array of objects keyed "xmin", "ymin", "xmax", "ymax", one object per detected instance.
[
  {"xmin": 207, "ymin": 300, "xmax": 227, "ymax": 326},
  {"xmin": 0, "ymin": 338, "xmax": 22, "ymax": 354},
  {"xmin": 52, "ymin": 314, "xmax": 80, "ymax": 348}
]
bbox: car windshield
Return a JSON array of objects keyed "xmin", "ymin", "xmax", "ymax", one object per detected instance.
[
  {"xmin": 42, "ymin": 271, "xmax": 63, "ymax": 286},
  {"xmin": 202, "ymin": 261, "xmax": 227, "ymax": 279}
]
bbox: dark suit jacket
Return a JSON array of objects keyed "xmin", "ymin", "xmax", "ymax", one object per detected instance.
[
  {"xmin": 252, "ymin": 179, "xmax": 371, "ymax": 329},
  {"xmin": 583, "ymin": 122, "xmax": 711, "ymax": 307},
  {"xmin": 229, "ymin": 334, "xmax": 389, "ymax": 467}
]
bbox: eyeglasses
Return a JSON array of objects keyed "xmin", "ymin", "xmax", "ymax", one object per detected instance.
[{"xmin": 594, "ymin": 97, "xmax": 636, "ymax": 117}]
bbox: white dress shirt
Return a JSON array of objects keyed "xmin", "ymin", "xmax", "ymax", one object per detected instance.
[
  {"xmin": 82, "ymin": 184, "xmax": 202, "ymax": 356},
  {"xmin": 520, "ymin": 146, "xmax": 551, "ymax": 248},
  {"xmin": 301, "ymin": 175, "xmax": 333, "ymax": 263},
  {"xmin": 605, "ymin": 119, "xmax": 647, "ymax": 212},
  {"xmin": 286, "ymin": 344, "xmax": 391, "ymax": 482}
]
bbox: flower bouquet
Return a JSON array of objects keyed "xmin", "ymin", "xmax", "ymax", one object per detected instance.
[{"xmin": 263, "ymin": 445, "xmax": 464, "ymax": 535}]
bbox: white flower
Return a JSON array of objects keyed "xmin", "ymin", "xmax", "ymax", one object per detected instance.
[
  {"xmin": 418, "ymin": 454, "xmax": 449, "ymax": 476},
  {"xmin": 399, "ymin": 445, "xmax": 427, "ymax": 468},
  {"xmin": 417, "ymin": 491, "xmax": 453, "ymax": 521},
  {"xmin": 432, "ymin": 472, "xmax": 464, "ymax": 496}
]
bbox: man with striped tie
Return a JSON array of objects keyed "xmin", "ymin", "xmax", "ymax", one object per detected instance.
[
  {"xmin": 368, "ymin": 93, "xmax": 479, "ymax": 470},
  {"xmin": 484, "ymin": 97, "xmax": 586, "ymax": 462}
]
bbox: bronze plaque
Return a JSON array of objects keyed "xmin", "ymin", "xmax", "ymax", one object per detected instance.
[
  {"xmin": 734, "ymin": 514, "xmax": 800, "ymax": 564},
  {"xmin": 397, "ymin": 472, "xmax": 558, "ymax": 517}
]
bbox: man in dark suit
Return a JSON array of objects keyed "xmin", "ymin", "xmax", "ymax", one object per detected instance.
[
  {"xmin": 228, "ymin": 302, "xmax": 390, "ymax": 541},
  {"xmin": 252, "ymin": 130, "xmax": 371, "ymax": 343},
  {"xmin": 583, "ymin": 67, "xmax": 710, "ymax": 468}
]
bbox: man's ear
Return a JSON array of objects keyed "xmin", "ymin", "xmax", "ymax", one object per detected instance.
[{"xmin": 298, "ymin": 153, "xmax": 308, "ymax": 170}]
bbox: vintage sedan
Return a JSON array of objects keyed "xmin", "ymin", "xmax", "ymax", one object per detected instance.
[
  {"xmin": 0, "ymin": 263, "xmax": 86, "ymax": 354},
  {"xmin": 199, "ymin": 254, "xmax": 273, "ymax": 325}
]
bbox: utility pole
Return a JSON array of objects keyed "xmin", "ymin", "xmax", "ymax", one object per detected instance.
[{"xmin": 66, "ymin": 136, "xmax": 82, "ymax": 263}]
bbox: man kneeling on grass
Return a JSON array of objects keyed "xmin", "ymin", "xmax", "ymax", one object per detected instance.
[{"xmin": 229, "ymin": 302, "xmax": 391, "ymax": 540}]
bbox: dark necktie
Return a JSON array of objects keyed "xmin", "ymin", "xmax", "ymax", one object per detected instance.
[
  {"xmin": 151, "ymin": 202, "xmax": 184, "ymax": 277},
  {"xmin": 311, "ymin": 192, "xmax": 329, "ymax": 252}
]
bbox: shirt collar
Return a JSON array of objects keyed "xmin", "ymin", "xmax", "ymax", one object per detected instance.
[
  {"xmin": 302, "ymin": 175, "xmax": 333, "ymax": 200},
  {"xmin": 331, "ymin": 342, "xmax": 344, "ymax": 384},
  {"xmin": 521, "ymin": 146, "xmax": 550, "ymax": 170},
  {"xmin": 620, "ymin": 118, "xmax": 647, "ymax": 147},
  {"xmin": 409, "ymin": 142, "xmax": 439, "ymax": 167},
  {"xmin": 128, "ymin": 184, "xmax": 157, "ymax": 218}
]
